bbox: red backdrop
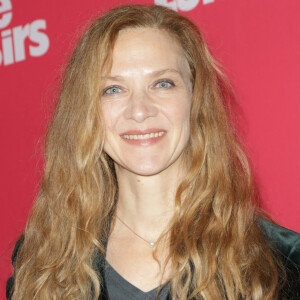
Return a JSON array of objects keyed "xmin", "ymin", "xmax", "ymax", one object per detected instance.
[{"xmin": 1, "ymin": 0, "xmax": 299, "ymax": 297}]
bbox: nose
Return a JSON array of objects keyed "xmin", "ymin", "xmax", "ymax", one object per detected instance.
[{"xmin": 124, "ymin": 91, "xmax": 158, "ymax": 123}]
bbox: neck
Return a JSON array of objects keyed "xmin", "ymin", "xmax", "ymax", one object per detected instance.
[{"xmin": 114, "ymin": 163, "xmax": 185, "ymax": 240}]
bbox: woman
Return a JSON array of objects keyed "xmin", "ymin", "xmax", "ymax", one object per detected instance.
[{"xmin": 7, "ymin": 4, "xmax": 300, "ymax": 300}]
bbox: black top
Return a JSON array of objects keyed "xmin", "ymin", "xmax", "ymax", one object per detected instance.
[
  {"xmin": 104, "ymin": 260, "xmax": 169, "ymax": 300},
  {"xmin": 6, "ymin": 218, "xmax": 300, "ymax": 299}
]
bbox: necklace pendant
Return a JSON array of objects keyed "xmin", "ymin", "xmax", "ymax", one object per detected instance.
[{"xmin": 149, "ymin": 241, "xmax": 155, "ymax": 247}]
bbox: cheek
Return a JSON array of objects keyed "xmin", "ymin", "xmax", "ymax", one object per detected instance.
[
  {"xmin": 168, "ymin": 100, "xmax": 191, "ymax": 128},
  {"xmin": 175, "ymin": 100, "xmax": 191, "ymax": 145},
  {"xmin": 101, "ymin": 103, "xmax": 119, "ymax": 130}
]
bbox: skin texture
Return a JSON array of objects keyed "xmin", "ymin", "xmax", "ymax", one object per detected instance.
[
  {"xmin": 101, "ymin": 28, "xmax": 192, "ymax": 177},
  {"xmin": 102, "ymin": 28, "xmax": 192, "ymax": 292}
]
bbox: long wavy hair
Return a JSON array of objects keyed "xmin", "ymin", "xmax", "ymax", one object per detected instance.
[{"xmin": 11, "ymin": 4, "xmax": 283, "ymax": 300}]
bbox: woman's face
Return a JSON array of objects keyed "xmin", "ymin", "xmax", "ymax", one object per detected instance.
[{"xmin": 101, "ymin": 28, "xmax": 192, "ymax": 176}]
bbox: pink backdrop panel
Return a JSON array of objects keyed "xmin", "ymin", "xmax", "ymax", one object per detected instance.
[{"xmin": 1, "ymin": 0, "xmax": 299, "ymax": 298}]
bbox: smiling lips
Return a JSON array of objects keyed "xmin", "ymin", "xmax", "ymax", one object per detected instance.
[{"xmin": 120, "ymin": 129, "xmax": 166, "ymax": 146}]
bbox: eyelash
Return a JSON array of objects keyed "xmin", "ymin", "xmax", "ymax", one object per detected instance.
[
  {"xmin": 155, "ymin": 79, "xmax": 175, "ymax": 89},
  {"xmin": 102, "ymin": 85, "xmax": 122, "ymax": 95},
  {"xmin": 102, "ymin": 79, "xmax": 175, "ymax": 96}
]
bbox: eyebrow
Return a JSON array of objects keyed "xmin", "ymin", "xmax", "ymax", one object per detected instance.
[
  {"xmin": 150, "ymin": 68, "xmax": 182, "ymax": 77},
  {"xmin": 103, "ymin": 68, "xmax": 182, "ymax": 81}
]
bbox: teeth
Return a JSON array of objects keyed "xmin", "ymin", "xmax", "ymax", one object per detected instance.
[{"xmin": 122, "ymin": 131, "xmax": 165, "ymax": 140}]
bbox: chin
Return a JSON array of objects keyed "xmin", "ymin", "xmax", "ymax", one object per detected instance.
[
  {"xmin": 125, "ymin": 164, "xmax": 166, "ymax": 177},
  {"xmin": 116, "ymin": 157, "xmax": 170, "ymax": 176}
]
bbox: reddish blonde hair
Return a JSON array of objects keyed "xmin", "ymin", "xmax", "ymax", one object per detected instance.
[{"xmin": 11, "ymin": 5, "xmax": 282, "ymax": 299}]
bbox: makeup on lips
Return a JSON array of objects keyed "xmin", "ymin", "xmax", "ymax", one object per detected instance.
[{"xmin": 120, "ymin": 128, "xmax": 167, "ymax": 146}]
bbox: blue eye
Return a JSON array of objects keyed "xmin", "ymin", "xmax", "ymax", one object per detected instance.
[
  {"xmin": 155, "ymin": 80, "xmax": 174, "ymax": 89},
  {"xmin": 103, "ymin": 86, "xmax": 121, "ymax": 95}
]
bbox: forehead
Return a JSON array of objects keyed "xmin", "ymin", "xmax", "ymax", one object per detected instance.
[
  {"xmin": 109, "ymin": 27, "xmax": 189, "ymax": 76},
  {"xmin": 115, "ymin": 27, "xmax": 181, "ymax": 49}
]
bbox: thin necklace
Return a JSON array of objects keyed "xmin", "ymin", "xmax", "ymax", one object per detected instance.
[{"xmin": 116, "ymin": 215, "xmax": 156, "ymax": 247}]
